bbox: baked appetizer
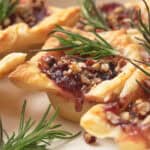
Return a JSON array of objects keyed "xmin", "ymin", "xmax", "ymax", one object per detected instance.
[
  {"xmin": 0, "ymin": 0, "xmax": 80, "ymax": 54},
  {"xmin": 74, "ymin": 0, "xmax": 148, "ymax": 32},
  {"xmin": 81, "ymin": 2, "xmax": 150, "ymax": 148},
  {"xmin": 80, "ymin": 69, "xmax": 150, "ymax": 150},
  {"xmin": 9, "ymin": 27, "xmax": 143, "ymax": 122}
]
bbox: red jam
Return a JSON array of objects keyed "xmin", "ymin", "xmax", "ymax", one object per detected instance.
[
  {"xmin": 39, "ymin": 55, "xmax": 126, "ymax": 111},
  {"xmin": 105, "ymin": 97, "xmax": 150, "ymax": 147}
]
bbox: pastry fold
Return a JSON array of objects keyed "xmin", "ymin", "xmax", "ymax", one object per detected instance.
[
  {"xmin": 80, "ymin": 101, "xmax": 149, "ymax": 150},
  {"xmin": 9, "ymin": 28, "xmax": 143, "ymax": 122},
  {"xmin": 81, "ymin": 66, "xmax": 150, "ymax": 149},
  {"xmin": 0, "ymin": 6, "xmax": 80, "ymax": 55},
  {"xmin": 0, "ymin": 53, "xmax": 27, "ymax": 79}
]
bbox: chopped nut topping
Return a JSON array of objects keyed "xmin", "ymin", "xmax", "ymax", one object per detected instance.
[
  {"xmin": 120, "ymin": 112, "xmax": 130, "ymax": 121},
  {"xmin": 76, "ymin": 2, "xmax": 139, "ymax": 31},
  {"xmin": 100, "ymin": 63, "xmax": 109, "ymax": 72},
  {"xmin": 81, "ymin": 74, "xmax": 91, "ymax": 84},
  {"xmin": 135, "ymin": 99, "xmax": 150, "ymax": 116},
  {"xmin": 142, "ymin": 115, "xmax": 150, "ymax": 125},
  {"xmin": 69, "ymin": 62, "xmax": 81, "ymax": 74},
  {"xmin": 106, "ymin": 111, "xmax": 120, "ymax": 125},
  {"xmin": 92, "ymin": 63, "xmax": 100, "ymax": 71},
  {"xmin": 39, "ymin": 55, "xmax": 125, "ymax": 95},
  {"xmin": 114, "ymin": 6, "xmax": 124, "ymax": 13},
  {"xmin": 84, "ymin": 25, "xmax": 95, "ymax": 32},
  {"xmin": 84, "ymin": 132, "xmax": 96, "ymax": 144},
  {"xmin": 1, "ymin": 0, "xmax": 49, "ymax": 29},
  {"xmin": 3, "ymin": 18, "xmax": 11, "ymax": 26}
]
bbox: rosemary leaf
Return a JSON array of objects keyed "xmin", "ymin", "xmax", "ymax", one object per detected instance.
[
  {"xmin": 127, "ymin": 59, "xmax": 150, "ymax": 77},
  {"xmin": 81, "ymin": 0, "xmax": 109, "ymax": 30},
  {"xmin": 50, "ymin": 26, "xmax": 117, "ymax": 59},
  {"xmin": 0, "ymin": 119, "xmax": 3, "ymax": 148},
  {"xmin": 136, "ymin": 0, "xmax": 150, "ymax": 54},
  {"xmin": 0, "ymin": 0, "xmax": 19, "ymax": 23},
  {"xmin": 136, "ymin": 80, "xmax": 150, "ymax": 94},
  {"xmin": 0, "ymin": 101, "xmax": 80, "ymax": 150}
]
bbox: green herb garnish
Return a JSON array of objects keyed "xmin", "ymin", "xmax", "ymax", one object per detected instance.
[
  {"xmin": 127, "ymin": 58, "xmax": 150, "ymax": 77},
  {"xmin": 81, "ymin": 0, "xmax": 109, "ymax": 31},
  {"xmin": 136, "ymin": 80, "xmax": 150, "ymax": 94},
  {"xmin": 133, "ymin": 0, "xmax": 150, "ymax": 93},
  {"xmin": 0, "ymin": 0, "xmax": 19, "ymax": 23},
  {"xmin": 136, "ymin": 0, "xmax": 150, "ymax": 54},
  {"xmin": 50, "ymin": 26, "xmax": 117, "ymax": 59},
  {"xmin": 0, "ymin": 101, "xmax": 80, "ymax": 150}
]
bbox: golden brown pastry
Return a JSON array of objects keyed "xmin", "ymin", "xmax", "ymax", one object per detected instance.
[
  {"xmin": 81, "ymin": 72, "xmax": 150, "ymax": 150},
  {"xmin": 9, "ymin": 27, "xmax": 144, "ymax": 122},
  {"xmin": 0, "ymin": 0, "xmax": 80, "ymax": 54},
  {"xmin": 0, "ymin": 52, "xmax": 27, "ymax": 79}
]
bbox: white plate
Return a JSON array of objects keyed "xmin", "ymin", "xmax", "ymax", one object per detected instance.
[{"xmin": 0, "ymin": 78, "xmax": 117, "ymax": 150}]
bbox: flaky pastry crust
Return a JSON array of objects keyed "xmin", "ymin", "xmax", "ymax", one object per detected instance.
[
  {"xmin": 0, "ymin": 53, "xmax": 27, "ymax": 79},
  {"xmin": 9, "ymin": 28, "xmax": 143, "ymax": 122},
  {"xmin": 80, "ymin": 66, "xmax": 150, "ymax": 149},
  {"xmin": 0, "ymin": 6, "xmax": 80, "ymax": 55},
  {"xmin": 80, "ymin": 102, "xmax": 149, "ymax": 150}
]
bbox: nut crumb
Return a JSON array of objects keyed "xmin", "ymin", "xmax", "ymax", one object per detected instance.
[{"xmin": 84, "ymin": 132, "xmax": 96, "ymax": 144}]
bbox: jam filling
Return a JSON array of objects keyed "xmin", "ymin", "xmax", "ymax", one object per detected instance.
[
  {"xmin": 105, "ymin": 94, "xmax": 150, "ymax": 146},
  {"xmin": 76, "ymin": 2, "xmax": 139, "ymax": 31},
  {"xmin": 0, "ymin": 0, "xmax": 49, "ymax": 29},
  {"xmin": 39, "ymin": 55, "xmax": 126, "ymax": 111}
]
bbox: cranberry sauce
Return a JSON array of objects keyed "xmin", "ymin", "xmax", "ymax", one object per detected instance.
[
  {"xmin": 39, "ymin": 55, "xmax": 125, "ymax": 94},
  {"xmin": 105, "ymin": 97, "xmax": 150, "ymax": 146},
  {"xmin": 104, "ymin": 78, "xmax": 150, "ymax": 146}
]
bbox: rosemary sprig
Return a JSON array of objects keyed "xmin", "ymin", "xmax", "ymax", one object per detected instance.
[
  {"xmin": 50, "ymin": 26, "xmax": 117, "ymax": 59},
  {"xmin": 127, "ymin": 58, "xmax": 150, "ymax": 77},
  {"xmin": 136, "ymin": 0, "xmax": 150, "ymax": 54},
  {"xmin": 81, "ymin": 0, "xmax": 109, "ymax": 31},
  {"xmin": 134, "ymin": 0, "xmax": 150, "ymax": 93},
  {"xmin": 0, "ymin": 0, "xmax": 19, "ymax": 23},
  {"xmin": 136, "ymin": 80, "xmax": 150, "ymax": 94},
  {"xmin": 0, "ymin": 101, "xmax": 80, "ymax": 150},
  {"xmin": 50, "ymin": 26, "xmax": 150, "ymax": 93}
]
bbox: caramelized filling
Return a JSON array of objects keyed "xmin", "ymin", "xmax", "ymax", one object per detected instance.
[
  {"xmin": 76, "ymin": 2, "xmax": 139, "ymax": 31},
  {"xmin": 105, "ymin": 87, "xmax": 150, "ymax": 147},
  {"xmin": 0, "ymin": 0, "xmax": 49, "ymax": 29},
  {"xmin": 39, "ymin": 54, "xmax": 126, "ymax": 111}
]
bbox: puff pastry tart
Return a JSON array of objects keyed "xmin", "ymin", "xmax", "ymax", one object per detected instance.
[
  {"xmin": 0, "ymin": 0, "xmax": 80, "ymax": 54},
  {"xmin": 9, "ymin": 28, "xmax": 143, "ymax": 122},
  {"xmin": 81, "ymin": 68, "xmax": 150, "ymax": 150},
  {"xmin": 74, "ymin": 0, "xmax": 148, "ymax": 32}
]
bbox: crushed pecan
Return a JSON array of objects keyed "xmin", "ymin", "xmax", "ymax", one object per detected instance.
[
  {"xmin": 84, "ymin": 132, "xmax": 96, "ymax": 144},
  {"xmin": 75, "ymin": 2, "xmax": 139, "ymax": 31},
  {"xmin": 39, "ymin": 55, "xmax": 126, "ymax": 95},
  {"xmin": 105, "ymin": 97, "xmax": 150, "ymax": 146},
  {"xmin": 0, "ymin": 0, "xmax": 49, "ymax": 29}
]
